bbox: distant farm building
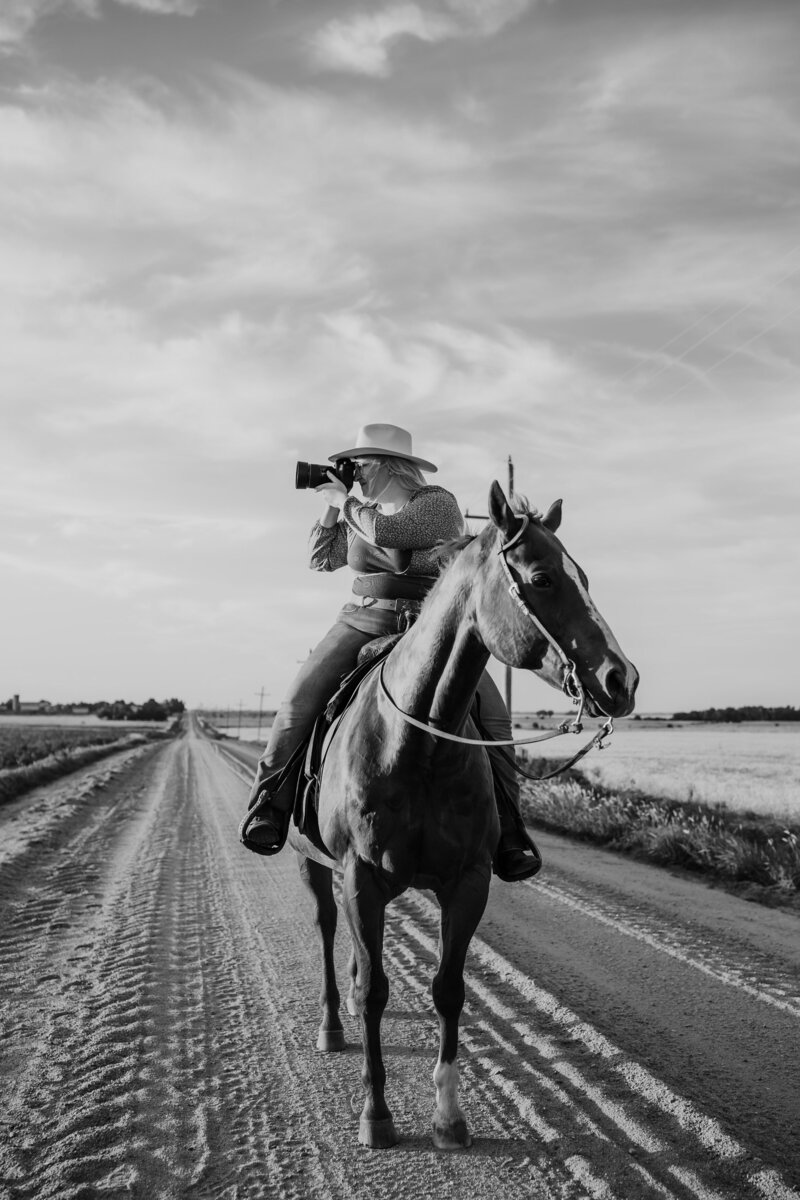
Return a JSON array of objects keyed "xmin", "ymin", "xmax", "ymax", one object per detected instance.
[{"xmin": 11, "ymin": 696, "xmax": 53, "ymax": 714}]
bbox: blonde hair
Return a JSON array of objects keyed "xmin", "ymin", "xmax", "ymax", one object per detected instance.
[{"xmin": 378, "ymin": 456, "xmax": 428, "ymax": 493}]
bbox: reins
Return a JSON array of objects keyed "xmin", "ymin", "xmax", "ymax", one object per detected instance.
[
  {"xmin": 378, "ymin": 662, "xmax": 612, "ymax": 775},
  {"xmin": 376, "ymin": 516, "xmax": 614, "ymax": 778}
]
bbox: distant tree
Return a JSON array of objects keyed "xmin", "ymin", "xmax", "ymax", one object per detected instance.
[
  {"xmin": 672, "ymin": 705, "xmax": 799, "ymax": 723},
  {"xmin": 97, "ymin": 700, "xmax": 136, "ymax": 720},
  {"xmin": 94, "ymin": 697, "xmax": 184, "ymax": 720}
]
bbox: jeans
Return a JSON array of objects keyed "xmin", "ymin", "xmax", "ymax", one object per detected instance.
[{"xmin": 254, "ymin": 602, "xmax": 519, "ymax": 813}]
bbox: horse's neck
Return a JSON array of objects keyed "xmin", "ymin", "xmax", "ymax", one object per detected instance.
[{"xmin": 384, "ymin": 553, "xmax": 489, "ymax": 731}]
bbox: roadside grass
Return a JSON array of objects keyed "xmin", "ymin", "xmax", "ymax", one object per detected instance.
[{"xmin": 519, "ymin": 762, "xmax": 800, "ymax": 897}]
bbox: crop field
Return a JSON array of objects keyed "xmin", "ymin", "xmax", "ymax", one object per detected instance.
[
  {"xmin": 0, "ymin": 724, "xmax": 129, "ymax": 772},
  {"xmin": 521, "ymin": 723, "xmax": 800, "ymax": 820}
]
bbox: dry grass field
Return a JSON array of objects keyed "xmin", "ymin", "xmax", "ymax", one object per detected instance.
[
  {"xmin": 519, "ymin": 721, "xmax": 800, "ymax": 820},
  {"xmin": 486, "ymin": 718, "xmax": 800, "ymax": 898}
]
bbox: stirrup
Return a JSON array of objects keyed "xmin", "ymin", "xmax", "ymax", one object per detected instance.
[
  {"xmin": 239, "ymin": 801, "xmax": 291, "ymax": 857},
  {"xmin": 493, "ymin": 830, "xmax": 543, "ymax": 882}
]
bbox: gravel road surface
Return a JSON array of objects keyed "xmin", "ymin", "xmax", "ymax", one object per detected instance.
[{"xmin": 1, "ymin": 723, "xmax": 798, "ymax": 1200}]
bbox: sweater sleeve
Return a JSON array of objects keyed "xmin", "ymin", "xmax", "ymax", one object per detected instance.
[
  {"xmin": 308, "ymin": 520, "xmax": 349, "ymax": 572},
  {"xmin": 341, "ymin": 488, "xmax": 464, "ymax": 550}
]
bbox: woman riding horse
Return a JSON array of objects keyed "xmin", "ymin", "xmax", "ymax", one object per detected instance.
[{"xmin": 240, "ymin": 422, "xmax": 541, "ymax": 882}]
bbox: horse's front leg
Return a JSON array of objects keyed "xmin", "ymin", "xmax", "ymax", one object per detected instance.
[
  {"xmin": 345, "ymin": 947, "xmax": 358, "ymax": 1017},
  {"xmin": 297, "ymin": 853, "xmax": 346, "ymax": 1052},
  {"xmin": 431, "ymin": 861, "xmax": 491, "ymax": 1150},
  {"xmin": 341, "ymin": 856, "xmax": 397, "ymax": 1148}
]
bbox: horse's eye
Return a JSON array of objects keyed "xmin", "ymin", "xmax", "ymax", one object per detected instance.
[{"xmin": 531, "ymin": 573, "xmax": 551, "ymax": 589}]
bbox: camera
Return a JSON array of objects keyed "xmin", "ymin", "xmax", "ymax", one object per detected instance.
[{"xmin": 295, "ymin": 458, "xmax": 356, "ymax": 491}]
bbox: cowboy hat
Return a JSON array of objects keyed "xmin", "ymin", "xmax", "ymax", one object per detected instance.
[{"xmin": 329, "ymin": 423, "xmax": 437, "ymax": 473}]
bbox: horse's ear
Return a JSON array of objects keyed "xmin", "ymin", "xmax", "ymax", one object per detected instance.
[
  {"xmin": 488, "ymin": 480, "xmax": 522, "ymax": 541},
  {"xmin": 542, "ymin": 499, "xmax": 562, "ymax": 532}
]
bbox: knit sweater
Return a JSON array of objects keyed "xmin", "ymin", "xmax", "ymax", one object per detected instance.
[{"xmin": 308, "ymin": 485, "xmax": 465, "ymax": 578}]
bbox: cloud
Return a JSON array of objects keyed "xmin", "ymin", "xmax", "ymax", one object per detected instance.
[
  {"xmin": 442, "ymin": 0, "xmax": 532, "ymax": 37},
  {"xmin": 310, "ymin": 5, "xmax": 456, "ymax": 78},
  {"xmin": 0, "ymin": 0, "xmax": 197, "ymax": 49},
  {"xmin": 115, "ymin": 0, "xmax": 198, "ymax": 11},
  {"xmin": 3, "ymin": 9, "xmax": 799, "ymax": 709},
  {"xmin": 310, "ymin": 0, "xmax": 533, "ymax": 76},
  {"xmin": 0, "ymin": 0, "xmax": 90, "ymax": 47}
]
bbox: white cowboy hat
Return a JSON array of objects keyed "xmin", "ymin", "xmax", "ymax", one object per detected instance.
[{"xmin": 329, "ymin": 423, "xmax": 437, "ymax": 473}]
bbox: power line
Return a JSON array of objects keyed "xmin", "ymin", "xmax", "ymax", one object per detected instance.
[
  {"xmin": 659, "ymin": 299, "xmax": 800, "ymax": 404},
  {"xmin": 604, "ymin": 247, "xmax": 800, "ymax": 395}
]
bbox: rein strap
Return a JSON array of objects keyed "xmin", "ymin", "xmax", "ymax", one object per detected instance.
[{"xmin": 378, "ymin": 663, "xmax": 612, "ymax": 753}]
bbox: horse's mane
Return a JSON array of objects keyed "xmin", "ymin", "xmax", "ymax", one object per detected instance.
[
  {"xmin": 431, "ymin": 493, "xmax": 541, "ymax": 569},
  {"xmin": 510, "ymin": 493, "xmax": 540, "ymax": 518}
]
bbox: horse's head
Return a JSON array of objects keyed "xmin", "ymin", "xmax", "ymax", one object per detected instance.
[{"xmin": 474, "ymin": 481, "xmax": 639, "ymax": 719}]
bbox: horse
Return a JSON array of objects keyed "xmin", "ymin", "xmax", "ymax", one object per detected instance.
[{"xmin": 287, "ymin": 480, "xmax": 639, "ymax": 1150}]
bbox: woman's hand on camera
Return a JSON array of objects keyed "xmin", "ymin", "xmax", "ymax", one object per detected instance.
[{"xmin": 315, "ymin": 472, "xmax": 348, "ymax": 510}]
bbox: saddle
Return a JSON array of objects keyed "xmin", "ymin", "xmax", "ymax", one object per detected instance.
[
  {"xmin": 292, "ymin": 634, "xmax": 403, "ymax": 857},
  {"xmin": 291, "ymin": 634, "xmax": 524, "ymax": 862}
]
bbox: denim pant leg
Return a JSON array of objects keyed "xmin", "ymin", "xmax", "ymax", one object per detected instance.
[
  {"xmin": 255, "ymin": 617, "xmax": 374, "ymax": 809},
  {"xmin": 476, "ymin": 671, "xmax": 521, "ymax": 811}
]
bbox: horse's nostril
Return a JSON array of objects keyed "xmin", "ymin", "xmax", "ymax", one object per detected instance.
[{"xmin": 606, "ymin": 667, "xmax": 625, "ymax": 699}]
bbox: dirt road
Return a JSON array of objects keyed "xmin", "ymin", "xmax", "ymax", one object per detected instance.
[{"xmin": 1, "ymin": 723, "xmax": 798, "ymax": 1200}]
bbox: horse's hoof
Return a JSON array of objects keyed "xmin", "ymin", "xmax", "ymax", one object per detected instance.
[
  {"xmin": 358, "ymin": 1116, "xmax": 399, "ymax": 1149},
  {"xmin": 316, "ymin": 1027, "xmax": 346, "ymax": 1053},
  {"xmin": 432, "ymin": 1117, "xmax": 472, "ymax": 1150}
]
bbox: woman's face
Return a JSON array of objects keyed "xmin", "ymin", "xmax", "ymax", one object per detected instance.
[{"xmin": 354, "ymin": 456, "xmax": 389, "ymax": 500}]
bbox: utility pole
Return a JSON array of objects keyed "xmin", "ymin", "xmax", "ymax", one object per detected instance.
[
  {"xmin": 464, "ymin": 454, "xmax": 516, "ymax": 720},
  {"xmin": 254, "ymin": 685, "xmax": 267, "ymax": 741},
  {"xmin": 505, "ymin": 455, "xmax": 514, "ymax": 719},
  {"xmin": 237, "ymin": 700, "xmax": 242, "ymax": 737}
]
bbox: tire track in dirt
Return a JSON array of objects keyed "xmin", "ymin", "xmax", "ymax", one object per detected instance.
[
  {"xmin": 210, "ymin": 732, "xmax": 800, "ymax": 1200},
  {"xmin": 530, "ymin": 877, "xmax": 800, "ymax": 1019},
  {"xmin": 0, "ymin": 738, "xmax": 218, "ymax": 1198},
  {"xmin": 2, "ymin": 729, "xmax": 798, "ymax": 1200},
  {"xmin": 393, "ymin": 890, "xmax": 799, "ymax": 1200},
  {"xmin": 191, "ymin": 738, "xmax": 570, "ymax": 1200}
]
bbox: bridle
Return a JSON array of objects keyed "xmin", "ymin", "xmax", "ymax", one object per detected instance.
[
  {"xmin": 377, "ymin": 515, "xmax": 614, "ymax": 772},
  {"xmin": 496, "ymin": 514, "xmax": 592, "ymax": 731}
]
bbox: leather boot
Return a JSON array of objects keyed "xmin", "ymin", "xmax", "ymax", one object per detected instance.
[
  {"xmin": 492, "ymin": 781, "xmax": 543, "ymax": 882},
  {"xmin": 239, "ymin": 771, "xmax": 294, "ymax": 857},
  {"xmin": 243, "ymin": 805, "xmax": 291, "ymax": 855}
]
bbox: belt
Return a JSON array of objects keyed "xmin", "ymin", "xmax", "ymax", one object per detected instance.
[
  {"xmin": 355, "ymin": 596, "xmax": 423, "ymax": 613},
  {"xmin": 352, "ymin": 571, "xmax": 436, "ymax": 602}
]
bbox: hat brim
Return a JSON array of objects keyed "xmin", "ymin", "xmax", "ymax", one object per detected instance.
[{"xmin": 329, "ymin": 446, "xmax": 437, "ymax": 473}]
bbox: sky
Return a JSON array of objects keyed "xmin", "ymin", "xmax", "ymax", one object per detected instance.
[{"xmin": 1, "ymin": 0, "xmax": 799, "ymax": 716}]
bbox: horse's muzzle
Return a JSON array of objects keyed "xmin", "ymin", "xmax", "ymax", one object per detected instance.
[{"xmin": 589, "ymin": 660, "xmax": 639, "ymax": 719}]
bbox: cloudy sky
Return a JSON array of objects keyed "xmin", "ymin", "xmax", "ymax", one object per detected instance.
[{"xmin": 2, "ymin": 0, "xmax": 798, "ymax": 716}]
